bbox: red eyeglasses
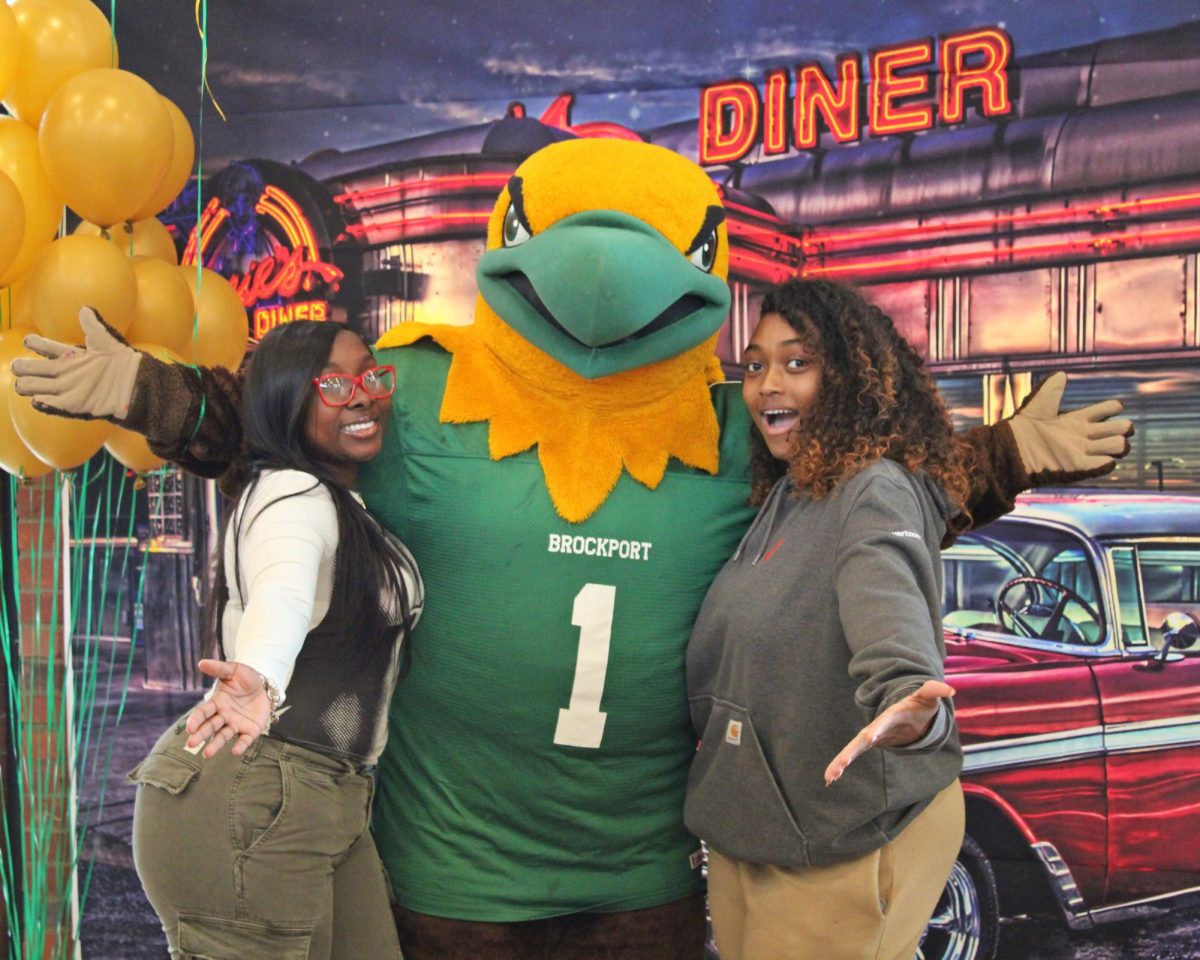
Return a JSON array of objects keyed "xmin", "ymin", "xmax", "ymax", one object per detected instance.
[{"xmin": 312, "ymin": 365, "xmax": 397, "ymax": 407}]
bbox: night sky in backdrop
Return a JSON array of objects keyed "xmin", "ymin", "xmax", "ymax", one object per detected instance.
[{"xmin": 80, "ymin": 0, "xmax": 1200, "ymax": 168}]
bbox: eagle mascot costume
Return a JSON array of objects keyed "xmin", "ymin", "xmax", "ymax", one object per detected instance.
[{"xmin": 14, "ymin": 136, "xmax": 1130, "ymax": 959}]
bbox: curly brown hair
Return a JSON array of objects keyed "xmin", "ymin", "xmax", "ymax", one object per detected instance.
[{"xmin": 748, "ymin": 279, "xmax": 973, "ymax": 512}]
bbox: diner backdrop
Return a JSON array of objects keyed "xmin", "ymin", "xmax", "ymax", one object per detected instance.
[{"xmin": 1, "ymin": 1, "xmax": 1199, "ymax": 957}]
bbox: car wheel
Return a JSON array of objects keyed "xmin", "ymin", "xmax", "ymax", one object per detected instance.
[{"xmin": 916, "ymin": 834, "xmax": 1000, "ymax": 960}]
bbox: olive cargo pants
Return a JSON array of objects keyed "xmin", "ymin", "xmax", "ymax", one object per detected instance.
[{"xmin": 130, "ymin": 718, "xmax": 401, "ymax": 959}]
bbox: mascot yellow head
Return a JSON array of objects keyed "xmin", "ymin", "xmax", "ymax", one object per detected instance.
[
  {"xmin": 379, "ymin": 137, "xmax": 734, "ymax": 523},
  {"xmin": 476, "ymin": 137, "xmax": 731, "ymax": 378}
]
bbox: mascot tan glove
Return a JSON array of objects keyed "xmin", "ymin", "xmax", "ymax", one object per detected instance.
[
  {"xmin": 1007, "ymin": 372, "xmax": 1133, "ymax": 482},
  {"xmin": 11, "ymin": 307, "xmax": 143, "ymax": 422}
]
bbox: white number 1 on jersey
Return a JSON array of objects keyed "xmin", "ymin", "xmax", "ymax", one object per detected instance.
[{"xmin": 554, "ymin": 583, "xmax": 615, "ymax": 749}]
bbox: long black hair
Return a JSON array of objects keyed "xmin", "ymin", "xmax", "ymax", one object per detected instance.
[{"xmin": 204, "ymin": 320, "xmax": 416, "ymax": 669}]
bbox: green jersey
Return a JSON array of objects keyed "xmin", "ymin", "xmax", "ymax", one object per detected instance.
[{"xmin": 362, "ymin": 340, "xmax": 757, "ymax": 920}]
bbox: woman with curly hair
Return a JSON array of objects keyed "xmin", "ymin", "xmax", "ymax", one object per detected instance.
[{"xmin": 684, "ymin": 278, "xmax": 969, "ymax": 960}]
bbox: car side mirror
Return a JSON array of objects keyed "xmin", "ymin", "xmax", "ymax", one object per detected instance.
[
  {"xmin": 1163, "ymin": 611, "xmax": 1200, "ymax": 647},
  {"xmin": 1155, "ymin": 611, "xmax": 1200, "ymax": 663}
]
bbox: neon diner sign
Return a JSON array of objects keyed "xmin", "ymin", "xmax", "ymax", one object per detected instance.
[
  {"xmin": 699, "ymin": 27, "xmax": 1013, "ymax": 165},
  {"xmin": 183, "ymin": 184, "xmax": 344, "ymax": 339}
]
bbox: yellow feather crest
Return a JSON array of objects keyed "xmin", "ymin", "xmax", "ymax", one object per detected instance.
[{"xmin": 377, "ymin": 309, "xmax": 724, "ymax": 523}]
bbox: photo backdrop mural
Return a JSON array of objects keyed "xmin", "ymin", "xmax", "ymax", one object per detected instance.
[{"xmin": 2, "ymin": 2, "xmax": 1199, "ymax": 959}]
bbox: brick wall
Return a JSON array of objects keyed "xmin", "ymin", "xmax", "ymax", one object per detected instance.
[{"xmin": 9, "ymin": 477, "xmax": 76, "ymax": 960}]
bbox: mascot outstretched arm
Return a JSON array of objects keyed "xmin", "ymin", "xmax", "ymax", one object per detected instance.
[{"xmin": 14, "ymin": 138, "xmax": 1131, "ymax": 960}]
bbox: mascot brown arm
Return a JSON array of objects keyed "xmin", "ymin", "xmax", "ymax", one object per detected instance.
[
  {"xmin": 129, "ymin": 353, "xmax": 244, "ymax": 482},
  {"xmin": 948, "ymin": 372, "xmax": 1132, "ymax": 543},
  {"xmin": 13, "ymin": 309, "xmax": 1132, "ymax": 516},
  {"xmin": 12, "ymin": 307, "xmax": 244, "ymax": 483}
]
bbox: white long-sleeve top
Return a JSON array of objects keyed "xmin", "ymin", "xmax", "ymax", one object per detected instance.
[{"xmin": 218, "ymin": 470, "xmax": 422, "ymax": 761}]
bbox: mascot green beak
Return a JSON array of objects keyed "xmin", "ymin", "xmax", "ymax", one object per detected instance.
[{"xmin": 476, "ymin": 210, "xmax": 731, "ymax": 379}]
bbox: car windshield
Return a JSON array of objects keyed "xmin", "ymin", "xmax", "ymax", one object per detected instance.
[
  {"xmin": 942, "ymin": 520, "xmax": 1104, "ymax": 645},
  {"xmin": 1131, "ymin": 543, "xmax": 1200, "ymax": 650}
]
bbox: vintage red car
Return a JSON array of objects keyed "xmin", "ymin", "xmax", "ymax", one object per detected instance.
[{"xmin": 922, "ymin": 489, "xmax": 1200, "ymax": 960}]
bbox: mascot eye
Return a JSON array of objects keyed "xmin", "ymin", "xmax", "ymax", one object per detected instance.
[
  {"xmin": 502, "ymin": 203, "xmax": 532, "ymax": 247},
  {"xmin": 688, "ymin": 229, "xmax": 718, "ymax": 273}
]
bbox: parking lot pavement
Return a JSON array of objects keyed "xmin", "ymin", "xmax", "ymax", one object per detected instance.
[{"xmin": 997, "ymin": 899, "xmax": 1200, "ymax": 960}]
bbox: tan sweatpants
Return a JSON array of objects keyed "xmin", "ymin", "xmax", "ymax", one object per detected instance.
[{"xmin": 707, "ymin": 780, "xmax": 964, "ymax": 960}]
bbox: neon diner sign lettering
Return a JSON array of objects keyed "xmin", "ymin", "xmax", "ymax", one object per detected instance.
[
  {"xmin": 699, "ymin": 26, "xmax": 1013, "ymax": 165},
  {"xmin": 184, "ymin": 184, "xmax": 345, "ymax": 339}
]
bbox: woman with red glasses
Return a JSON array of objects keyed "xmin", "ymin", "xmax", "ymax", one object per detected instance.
[{"xmin": 129, "ymin": 320, "xmax": 422, "ymax": 960}]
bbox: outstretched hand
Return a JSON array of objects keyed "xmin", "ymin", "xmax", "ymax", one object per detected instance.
[
  {"xmin": 11, "ymin": 307, "xmax": 142, "ymax": 421},
  {"xmin": 824, "ymin": 679, "xmax": 955, "ymax": 786},
  {"xmin": 1007, "ymin": 372, "xmax": 1133, "ymax": 480},
  {"xmin": 186, "ymin": 660, "xmax": 274, "ymax": 759}
]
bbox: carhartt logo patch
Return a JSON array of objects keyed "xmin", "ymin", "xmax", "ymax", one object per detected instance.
[
  {"xmin": 689, "ymin": 849, "xmax": 704, "ymax": 870},
  {"xmin": 725, "ymin": 720, "xmax": 742, "ymax": 745}
]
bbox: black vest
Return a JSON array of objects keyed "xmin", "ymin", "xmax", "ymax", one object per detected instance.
[{"xmin": 267, "ymin": 588, "xmax": 401, "ymax": 765}]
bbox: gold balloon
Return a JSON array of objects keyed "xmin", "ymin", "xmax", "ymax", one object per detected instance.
[
  {"xmin": 11, "ymin": 386, "xmax": 111, "ymax": 470},
  {"xmin": 0, "ymin": 169, "xmax": 25, "ymax": 281},
  {"xmin": 179, "ymin": 267, "xmax": 248, "ymax": 372},
  {"xmin": 0, "ymin": 116, "xmax": 63, "ymax": 287},
  {"xmin": 39, "ymin": 67, "xmax": 172, "ymax": 228},
  {"xmin": 130, "ymin": 97, "xmax": 194, "ymax": 222},
  {"xmin": 126, "ymin": 256, "xmax": 194, "ymax": 351},
  {"xmin": 0, "ymin": 331, "xmax": 54, "ymax": 477},
  {"xmin": 28, "ymin": 235, "xmax": 137, "ymax": 343},
  {"xmin": 0, "ymin": 3, "xmax": 18, "ymax": 104},
  {"xmin": 103, "ymin": 426, "xmax": 162, "ymax": 475},
  {"xmin": 0, "ymin": 273, "xmax": 35, "ymax": 329},
  {"xmin": 104, "ymin": 342, "xmax": 182, "ymax": 474},
  {"xmin": 2, "ymin": 0, "xmax": 117, "ymax": 125},
  {"xmin": 75, "ymin": 217, "xmax": 179, "ymax": 265}
]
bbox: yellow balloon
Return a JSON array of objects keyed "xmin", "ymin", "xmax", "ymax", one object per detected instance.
[
  {"xmin": 0, "ymin": 274, "xmax": 34, "ymax": 329},
  {"xmin": 126, "ymin": 257, "xmax": 194, "ymax": 351},
  {"xmin": 0, "ymin": 3, "xmax": 18, "ymax": 104},
  {"xmin": 75, "ymin": 217, "xmax": 179, "ymax": 265},
  {"xmin": 2, "ymin": 0, "xmax": 116, "ymax": 125},
  {"xmin": 130, "ymin": 97, "xmax": 194, "ymax": 222},
  {"xmin": 0, "ymin": 116, "xmax": 63, "ymax": 287},
  {"xmin": 0, "ymin": 169, "xmax": 25, "ymax": 281},
  {"xmin": 39, "ymin": 68, "xmax": 172, "ymax": 228},
  {"xmin": 178, "ymin": 267, "xmax": 248, "ymax": 372},
  {"xmin": 28, "ymin": 235, "xmax": 137, "ymax": 343},
  {"xmin": 103, "ymin": 427, "xmax": 162, "ymax": 474},
  {"xmin": 11, "ymin": 386, "xmax": 111, "ymax": 470},
  {"xmin": 0, "ymin": 330, "xmax": 54, "ymax": 477},
  {"xmin": 103, "ymin": 342, "xmax": 182, "ymax": 473}
]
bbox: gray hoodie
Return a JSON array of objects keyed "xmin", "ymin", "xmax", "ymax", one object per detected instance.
[{"xmin": 684, "ymin": 458, "xmax": 962, "ymax": 868}]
